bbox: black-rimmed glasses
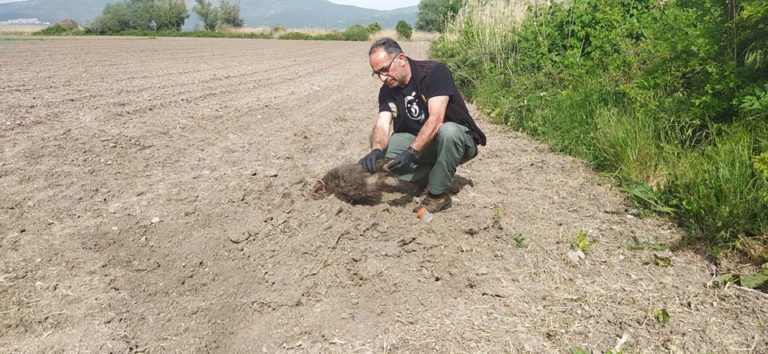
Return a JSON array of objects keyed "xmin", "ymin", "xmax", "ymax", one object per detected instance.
[{"xmin": 371, "ymin": 54, "xmax": 400, "ymax": 79}]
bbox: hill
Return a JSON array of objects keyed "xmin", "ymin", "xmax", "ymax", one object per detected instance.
[{"xmin": 0, "ymin": 0, "xmax": 417, "ymax": 29}]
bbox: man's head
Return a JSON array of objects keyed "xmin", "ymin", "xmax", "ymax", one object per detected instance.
[{"xmin": 369, "ymin": 37, "xmax": 410, "ymax": 88}]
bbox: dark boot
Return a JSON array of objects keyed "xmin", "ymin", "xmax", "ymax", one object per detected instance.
[{"xmin": 412, "ymin": 192, "xmax": 452, "ymax": 213}]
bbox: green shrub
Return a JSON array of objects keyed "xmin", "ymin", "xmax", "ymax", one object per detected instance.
[
  {"xmin": 395, "ymin": 20, "xmax": 412, "ymax": 40},
  {"xmin": 367, "ymin": 22, "xmax": 382, "ymax": 33},
  {"xmin": 431, "ymin": 0, "xmax": 768, "ymax": 261},
  {"xmin": 593, "ymin": 107, "xmax": 664, "ymax": 186},
  {"xmin": 342, "ymin": 24, "xmax": 370, "ymax": 41},
  {"xmin": 664, "ymin": 126, "xmax": 768, "ymax": 254},
  {"xmin": 37, "ymin": 24, "xmax": 69, "ymax": 35},
  {"xmin": 57, "ymin": 19, "xmax": 80, "ymax": 31},
  {"xmin": 278, "ymin": 32, "xmax": 313, "ymax": 40},
  {"xmin": 314, "ymin": 31, "xmax": 343, "ymax": 41}
]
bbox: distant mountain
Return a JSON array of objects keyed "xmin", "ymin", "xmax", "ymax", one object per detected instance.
[{"xmin": 0, "ymin": 0, "xmax": 417, "ymax": 29}]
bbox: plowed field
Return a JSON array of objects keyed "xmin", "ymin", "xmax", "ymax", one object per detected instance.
[{"xmin": 1, "ymin": 37, "xmax": 766, "ymax": 352}]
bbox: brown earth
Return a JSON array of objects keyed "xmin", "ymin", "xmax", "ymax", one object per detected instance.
[{"xmin": 1, "ymin": 37, "xmax": 766, "ymax": 353}]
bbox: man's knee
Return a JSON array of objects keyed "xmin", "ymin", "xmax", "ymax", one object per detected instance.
[
  {"xmin": 437, "ymin": 122, "xmax": 466, "ymax": 142},
  {"xmin": 385, "ymin": 133, "xmax": 415, "ymax": 159}
]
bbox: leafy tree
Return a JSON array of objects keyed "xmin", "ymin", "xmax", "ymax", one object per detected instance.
[
  {"xmin": 193, "ymin": 0, "xmax": 219, "ymax": 31},
  {"xmin": 367, "ymin": 22, "xmax": 382, "ymax": 33},
  {"xmin": 127, "ymin": 0, "xmax": 156, "ymax": 30},
  {"xmin": 396, "ymin": 20, "xmax": 412, "ymax": 40},
  {"xmin": 90, "ymin": 0, "xmax": 189, "ymax": 33},
  {"xmin": 218, "ymin": 0, "xmax": 244, "ymax": 28},
  {"xmin": 416, "ymin": 0, "xmax": 463, "ymax": 33},
  {"xmin": 91, "ymin": 2, "xmax": 133, "ymax": 34},
  {"xmin": 154, "ymin": 0, "xmax": 188, "ymax": 31}
]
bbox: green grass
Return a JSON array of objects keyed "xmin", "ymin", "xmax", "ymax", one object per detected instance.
[{"xmin": 430, "ymin": 0, "xmax": 768, "ymax": 265}]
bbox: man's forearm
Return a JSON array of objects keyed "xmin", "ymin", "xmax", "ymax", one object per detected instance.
[
  {"xmin": 410, "ymin": 115, "xmax": 441, "ymax": 152},
  {"xmin": 371, "ymin": 125, "xmax": 390, "ymax": 151}
]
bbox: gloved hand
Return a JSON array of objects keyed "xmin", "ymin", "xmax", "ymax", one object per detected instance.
[
  {"xmin": 387, "ymin": 146, "xmax": 420, "ymax": 174},
  {"xmin": 358, "ymin": 148, "xmax": 384, "ymax": 173}
]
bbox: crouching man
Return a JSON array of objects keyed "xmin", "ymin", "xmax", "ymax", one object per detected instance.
[{"xmin": 359, "ymin": 37, "xmax": 487, "ymax": 213}]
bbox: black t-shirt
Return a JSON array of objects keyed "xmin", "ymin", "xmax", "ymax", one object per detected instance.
[{"xmin": 378, "ymin": 58, "xmax": 487, "ymax": 146}]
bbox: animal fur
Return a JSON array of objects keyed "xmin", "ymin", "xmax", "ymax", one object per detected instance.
[{"xmin": 312, "ymin": 159, "xmax": 403, "ymax": 205}]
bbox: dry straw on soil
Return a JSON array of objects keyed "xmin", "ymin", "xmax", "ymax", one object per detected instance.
[
  {"xmin": 0, "ymin": 24, "xmax": 45, "ymax": 35},
  {"xmin": 446, "ymin": 0, "xmax": 557, "ymax": 67}
]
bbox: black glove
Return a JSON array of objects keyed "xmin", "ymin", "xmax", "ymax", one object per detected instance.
[
  {"xmin": 387, "ymin": 146, "xmax": 420, "ymax": 174},
  {"xmin": 359, "ymin": 148, "xmax": 384, "ymax": 173}
]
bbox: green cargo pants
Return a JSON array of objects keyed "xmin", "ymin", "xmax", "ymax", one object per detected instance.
[{"xmin": 385, "ymin": 122, "xmax": 478, "ymax": 195}]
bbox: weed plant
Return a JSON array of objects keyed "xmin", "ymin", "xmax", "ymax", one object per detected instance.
[{"xmin": 430, "ymin": 0, "xmax": 768, "ymax": 262}]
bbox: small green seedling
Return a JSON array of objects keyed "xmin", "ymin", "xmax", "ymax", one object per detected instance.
[
  {"xmin": 712, "ymin": 263, "xmax": 768, "ymax": 289},
  {"xmin": 741, "ymin": 264, "xmax": 768, "ymax": 289},
  {"xmin": 653, "ymin": 308, "xmax": 670, "ymax": 325},
  {"xmin": 571, "ymin": 229, "xmax": 597, "ymax": 253},
  {"xmin": 513, "ymin": 233, "xmax": 527, "ymax": 249},
  {"xmin": 571, "ymin": 347, "xmax": 589, "ymax": 354},
  {"xmin": 492, "ymin": 206, "xmax": 502, "ymax": 222},
  {"xmin": 713, "ymin": 273, "xmax": 740, "ymax": 288}
]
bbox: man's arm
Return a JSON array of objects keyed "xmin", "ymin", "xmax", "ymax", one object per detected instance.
[
  {"xmin": 370, "ymin": 111, "xmax": 393, "ymax": 151},
  {"xmin": 410, "ymin": 96, "xmax": 449, "ymax": 152}
]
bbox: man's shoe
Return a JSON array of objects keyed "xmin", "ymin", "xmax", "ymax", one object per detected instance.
[{"xmin": 412, "ymin": 193, "xmax": 452, "ymax": 213}]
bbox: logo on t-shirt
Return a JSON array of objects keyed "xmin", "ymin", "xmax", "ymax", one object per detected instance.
[
  {"xmin": 387, "ymin": 101, "xmax": 398, "ymax": 118},
  {"xmin": 405, "ymin": 91, "xmax": 425, "ymax": 123}
]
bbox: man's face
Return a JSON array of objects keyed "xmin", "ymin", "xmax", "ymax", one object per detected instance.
[{"xmin": 369, "ymin": 48, "xmax": 403, "ymax": 88}]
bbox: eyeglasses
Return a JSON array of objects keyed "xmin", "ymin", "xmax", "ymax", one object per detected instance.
[{"xmin": 371, "ymin": 54, "xmax": 400, "ymax": 79}]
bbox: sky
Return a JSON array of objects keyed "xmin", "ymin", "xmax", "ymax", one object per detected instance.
[
  {"xmin": 0, "ymin": 0, "xmax": 421, "ymax": 9},
  {"xmin": 327, "ymin": 0, "xmax": 420, "ymax": 11}
]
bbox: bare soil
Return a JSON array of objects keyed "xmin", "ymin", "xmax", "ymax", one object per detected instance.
[{"xmin": 1, "ymin": 37, "xmax": 766, "ymax": 353}]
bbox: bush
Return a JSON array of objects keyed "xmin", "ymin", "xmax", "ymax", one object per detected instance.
[
  {"xmin": 431, "ymin": 0, "xmax": 768, "ymax": 262},
  {"xmin": 314, "ymin": 30, "xmax": 343, "ymax": 41},
  {"xmin": 57, "ymin": 19, "xmax": 80, "ymax": 31},
  {"xmin": 342, "ymin": 24, "xmax": 371, "ymax": 41},
  {"xmin": 367, "ymin": 22, "xmax": 382, "ymax": 33},
  {"xmin": 278, "ymin": 32, "xmax": 313, "ymax": 40},
  {"xmin": 395, "ymin": 20, "xmax": 412, "ymax": 40},
  {"xmin": 37, "ymin": 24, "xmax": 70, "ymax": 35},
  {"xmin": 664, "ymin": 126, "xmax": 768, "ymax": 255}
]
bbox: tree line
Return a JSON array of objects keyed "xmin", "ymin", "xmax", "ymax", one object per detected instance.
[{"xmin": 89, "ymin": 0, "xmax": 243, "ymax": 34}]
